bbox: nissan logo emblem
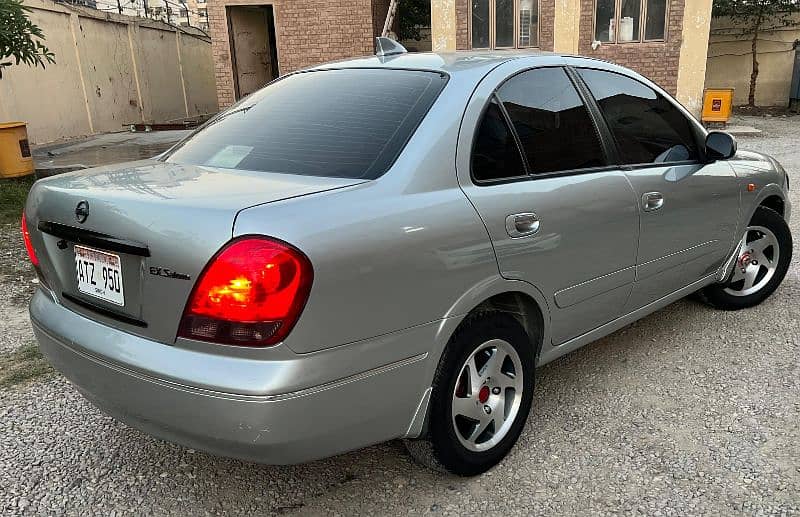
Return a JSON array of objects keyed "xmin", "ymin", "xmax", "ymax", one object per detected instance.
[{"xmin": 75, "ymin": 201, "xmax": 89, "ymax": 224}]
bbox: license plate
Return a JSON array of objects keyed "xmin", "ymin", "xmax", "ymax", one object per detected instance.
[{"xmin": 74, "ymin": 245, "xmax": 125, "ymax": 306}]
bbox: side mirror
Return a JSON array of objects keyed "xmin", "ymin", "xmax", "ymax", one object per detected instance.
[{"xmin": 705, "ymin": 131, "xmax": 737, "ymax": 161}]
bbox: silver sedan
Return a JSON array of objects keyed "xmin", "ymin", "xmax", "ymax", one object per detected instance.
[{"xmin": 23, "ymin": 44, "xmax": 792, "ymax": 476}]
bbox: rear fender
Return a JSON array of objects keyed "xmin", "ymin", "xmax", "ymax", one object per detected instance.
[{"xmin": 405, "ymin": 276, "xmax": 551, "ymax": 438}]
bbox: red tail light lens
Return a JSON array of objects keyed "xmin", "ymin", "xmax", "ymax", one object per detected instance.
[
  {"xmin": 21, "ymin": 212, "xmax": 39, "ymax": 267},
  {"xmin": 178, "ymin": 237, "xmax": 313, "ymax": 346}
]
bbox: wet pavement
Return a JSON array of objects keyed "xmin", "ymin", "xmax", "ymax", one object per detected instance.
[{"xmin": 32, "ymin": 131, "xmax": 191, "ymax": 174}]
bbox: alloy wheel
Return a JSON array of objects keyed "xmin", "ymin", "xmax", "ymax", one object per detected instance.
[
  {"xmin": 451, "ymin": 339, "xmax": 523, "ymax": 452},
  {"xmin": 724, "ymin": 225, "xmax": 780, "ymax": 297}
]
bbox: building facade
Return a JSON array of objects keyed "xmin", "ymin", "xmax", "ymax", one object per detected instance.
[{"xmin": 208, "ymin": 0, "xmax": 712, "ymax": 114}]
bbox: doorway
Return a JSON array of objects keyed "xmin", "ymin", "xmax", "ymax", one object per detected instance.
[{"xmin": 226, "ymin": 5, "xmax": 279, "ymax": 100}]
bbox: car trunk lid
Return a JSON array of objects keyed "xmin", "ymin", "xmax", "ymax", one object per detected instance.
[{"xmin": 27, "ymin": 159, "xmax": 365, "ymax": 344}]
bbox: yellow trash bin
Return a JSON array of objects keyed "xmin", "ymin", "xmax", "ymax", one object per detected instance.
[
  {"xmin": 0, "ymin": 122, "xmax": 35, "ymax": 178},
  {"xmin": 702, "ymin": 88, "xmax": 735, "ymax": 124}
]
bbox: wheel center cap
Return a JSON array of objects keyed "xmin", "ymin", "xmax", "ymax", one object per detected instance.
[
  {"xmin": 739, "ymin": 251, "xmax": 753, "ymax": 268},
  {"xmin": 478, "ymin": 386, "xmax": 490, "ymax": 403}
]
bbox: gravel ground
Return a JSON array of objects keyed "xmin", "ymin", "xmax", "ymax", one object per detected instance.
[
  {"xmin": 1, "ymin": 115, "xmax": 798, "ymax": 516},
  {"xmin": 0, "ymin": 223, "xmax": 37, "ymax": 354}
]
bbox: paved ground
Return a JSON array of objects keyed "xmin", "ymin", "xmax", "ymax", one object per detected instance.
[
  {"xmin": 1, "ymin": 115, "xmax": 798, "ymax": 516},
  {"xmin": 32, "ymin": 130, "xmax": 191, "ymax": 173}
]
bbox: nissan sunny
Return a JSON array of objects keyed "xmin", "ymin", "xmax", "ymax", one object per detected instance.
[{"xmin": 24, "ymin": 45, "xmax": 792, "ymax": 475}]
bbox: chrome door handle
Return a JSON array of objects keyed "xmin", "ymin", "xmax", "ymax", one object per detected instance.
[
  {"xmin": 642, "ymin": 192, "xmax": 664, "ymax": 212},
  {"xmin": 506, "ymin": 212, "xmax": 540, "ymax": 238}
]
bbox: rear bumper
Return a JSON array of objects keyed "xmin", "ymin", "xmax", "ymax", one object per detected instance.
[{"xmin": 30, "ymin": 289, "xmax": 432, "ymax": 464}]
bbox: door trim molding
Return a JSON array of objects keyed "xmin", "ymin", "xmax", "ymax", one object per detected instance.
[
  {"xmin": 539, "ymin": 273, "xmax": 717, "ymax": 366},
  {"xmin": 553, "ymin": 265, "xmax": 635, "ymax": 308},
  {"xmin": 636, "ymin": 240, "xmax": 718, "ymax": 281}
]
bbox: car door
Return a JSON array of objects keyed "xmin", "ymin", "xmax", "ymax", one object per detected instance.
[
  {"xmin": 575, "ymin": 68, "xmax": 740, "ymax": 310},
  {"xmin": 457, "ymin": 63, "xmax": 640, "ymax": 345}
]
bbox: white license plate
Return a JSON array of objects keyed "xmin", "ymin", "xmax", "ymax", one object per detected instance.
[{"xmin": 74, "ymin": 245, "xmax": 125, "ymax": 306}]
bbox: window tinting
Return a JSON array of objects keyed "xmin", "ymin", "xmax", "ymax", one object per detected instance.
[
  {"xmin": 495, "ymin": 0, "xmax": 515, "ymax": 47},
  {"xmin": 594, "ymin": 0, "xmax": 615, "ymax": 42},
  {"xmin": 472, "ymin": 0, "xmax": 540, "ymax": 49},
  {"xmin": 644, "ymin": 0, "xmax": 667, "ymax": 40},
  {"xmin": 595, "ymin": 0, "xmax": 668, "ymax": 43},
  {"xmin": 497, "ymin": 68, "xmax": 606, "ymax": 174},
  {"xmin": 578, "ymin": 68, "xmax": 699, "ymax": 165},
  {"xmin": 164, "ymin": 69, "xmax": 446, "ymax": 179},
  {"xmin": 619, "ymin": 0, "xmax": 641, "ymax": 42},
  {"xmin": 519, "ymin": 0, "xmax": 539, "ymax": 47},
  {"xmin": 472, "ymin": 0, "xmax": 490, "ymax": 48},
  {"xmin": 472, "ymin": 99, "xmax": 526, "ymax": 182}
]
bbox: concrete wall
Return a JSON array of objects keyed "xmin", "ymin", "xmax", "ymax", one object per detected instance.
[
  {"xmin": 553, "ymin": 0, "xmax": 581, "ymax": 54},
  {"xmin": 675, "ymin": 0, "xmax": 713, "ymax": 115},
  {"xmin": 0, "ymin": 0, "xmax": 218, "ymax": 144},
  {"xmin": 432, "ymin": 0, "xmax": 456, "ymax": 51},
  {"xmin": 705, "ymin": 14, "xmax": 800, "ymax": 107}
]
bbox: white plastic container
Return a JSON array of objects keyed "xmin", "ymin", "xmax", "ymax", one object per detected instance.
[
  {"xmin": 619, "ymin": 16, "xmax": 634, "ymax": 42},
  {"xmin": 608, "ymin": 18, "xmax": 615, "ymax": 42}
]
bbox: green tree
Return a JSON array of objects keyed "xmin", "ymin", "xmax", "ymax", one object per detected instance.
[
  {"xmin": 712, "ymin": 0, "xmax": 800, "ymax": 106},
  {"xmin": 0, "ymin": 0, "xmax": 55, "ymax": 79},
  {"xmin": 397, "ymin": 0, "xmax": 430, "ymax": 41}
]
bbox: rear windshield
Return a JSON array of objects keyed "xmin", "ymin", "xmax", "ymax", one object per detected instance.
[{"xmin": 163, "ymin": 69, "xmax": 447, "ymax": 179}]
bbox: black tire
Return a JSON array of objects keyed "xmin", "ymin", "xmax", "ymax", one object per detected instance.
[
  {"xmin": 699, "ymin": 206, "xmax": 792, "ymax": 310},
  {"xmin": 404, "ymin": 311, "xmax": 535, "ymax": 476}
]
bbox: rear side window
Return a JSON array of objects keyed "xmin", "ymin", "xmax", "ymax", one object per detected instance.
[
  {"xmin": 578, "ymin": 68, "xmax": 699, "ymax": 165},
  {"xmin": 496, "ymin": 67, "xmax": 606, "ymax": 174},
  {"xmin": 472, "ymin": 99, "xmax": 527, "ymax": 182},
  {"xmin": 163, "ymin": 69, "xmax": 447, "ymax": 179}
]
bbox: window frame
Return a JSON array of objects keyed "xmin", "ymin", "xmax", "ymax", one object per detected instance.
[
  {"xmin": 469, "ymin": 0, "xmax": 541, "ymax": 51},
  {"xmin": 572, "ymin": 66, "xmax": 708, "ymax": 169},
  {"xmin": 470, "ymin": 65, "xmax": 618, "ymax": 186},
  {"xmin": 592, "ymin": 0, "xmax": 670, "ymax": 45},
  {"xmin": 469, "ymin": 64, "xmax": 712, "ymax": 187}
]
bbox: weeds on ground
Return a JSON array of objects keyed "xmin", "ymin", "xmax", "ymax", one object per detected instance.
[
  {"xmin": 0, "ymin": 175, "xmax": 35, "ymax": 225},
  {"xmin": 0, "ymin": 343, "xmax": 53, "ymax": 389}
]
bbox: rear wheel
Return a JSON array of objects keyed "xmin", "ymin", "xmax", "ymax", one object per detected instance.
[
  {"xmin": 404, "ymin": 312, "xmax": 535, "ymax": 476},
  {"xmin": 699, "ymin": 206, "xmax": 792, "ymax": 310}
]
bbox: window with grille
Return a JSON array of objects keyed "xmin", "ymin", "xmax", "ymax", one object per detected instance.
[
  {"xmin": 471, "ymin": 0, "xmax": 539, "ymax": 49},
  {"xmin": 594, "ymin": 0, "xmax": 668, "ymax": 44}
]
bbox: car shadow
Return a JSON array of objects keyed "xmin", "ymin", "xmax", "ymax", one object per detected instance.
[{"xmin": 76, "ymin": 296, "xmax": 738, "ymax": 514}]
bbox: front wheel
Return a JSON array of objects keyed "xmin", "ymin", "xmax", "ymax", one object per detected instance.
[
  {"xmin": 699, "ymin": 206, "xmax": 792, "ymax": 310},
  {"xmin": 404, "ymin": 311, "xmax": 535, "ymax": 476}
]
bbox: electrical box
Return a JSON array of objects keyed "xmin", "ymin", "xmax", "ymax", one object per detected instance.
[{"xmin": 702, "ymin": 88, "xmax": 735, "ymax": 123}]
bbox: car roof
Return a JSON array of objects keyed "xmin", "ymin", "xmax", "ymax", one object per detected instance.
[
  {"xmin": 310, "ymin": 50, "xmax": 549, "ymax": 75},
  {"xmin": 307, "ymin": 50, "xmax": 617, "ymax": 86}
]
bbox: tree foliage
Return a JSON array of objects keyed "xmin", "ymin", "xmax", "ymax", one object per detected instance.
[
  {"xmin": 0, "ymin": 0, "xmax": 55, "ymax": 78},
  {"xmin": 713, "ymin": 0, "xmax": 799, "ymax": 25},
  {"xmin": 712, "ymin": 0, "xmax": 800, "ymax": 106},
  {"xmin": 397, "ymin": 0, "xmax": 431, "ymax": 41}
]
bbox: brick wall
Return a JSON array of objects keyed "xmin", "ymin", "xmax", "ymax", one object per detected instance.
[
  {"xmin": 455, "ymin": 0, "xmax": 555, "ymax": 51},
  {"xmin": 456, "ymin": 0, "xmax": 469, "ymax": 49},
  {"xmin": 577, "ymin": 0, "xmax": 684, "ymax": 95},
  {"xmin": 372, "ymin": 0, "xmax": 391, "ymax": 37},
  {"xmin": 208, "ymin": 0, "xmax": 375, "ymax": 109},
  {"xmin": 539, "ymin": 0, "xmax": 554, "ymax": 51}
]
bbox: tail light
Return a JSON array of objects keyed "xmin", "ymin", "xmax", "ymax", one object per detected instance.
[
  {"xmin": 21, "ymin": 212, "xmax": 40, "ymax": 267},
  {"xmin": 178, "ymin": 236, "xmax": 313, "ymax": 346}
]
